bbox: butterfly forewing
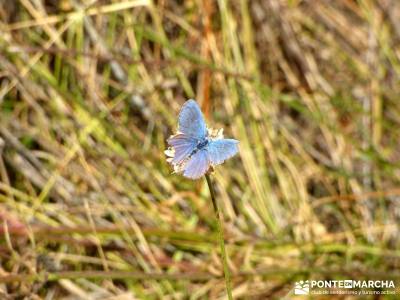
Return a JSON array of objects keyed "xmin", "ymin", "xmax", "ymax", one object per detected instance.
[
  {"xmin": 207, "ymin": 139, "xmax": 239, "ymax": 166},
  {"xmin": 178, "ymin": 99, "xmax": 207, "ymax": 139},
  {"xmin": 183, "ymin": 149, "xmax": 210, "ymax": 179}
]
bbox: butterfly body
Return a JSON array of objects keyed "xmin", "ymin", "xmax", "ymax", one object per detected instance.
[
  {"xmin": 189, "ymin": 138, "xmax": 209, "ymax": 156},
  {"xmin": 196, "ymin": 138, "xmax": 209, "ymax": 150},
  {"xmin": 166, "ymin": 99, "xmax": 239, "ymax": 179}
]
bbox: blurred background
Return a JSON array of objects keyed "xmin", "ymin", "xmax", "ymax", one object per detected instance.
[{"xmin": 0, "ymin": 0, "xmax": 400, "ymax": 298}]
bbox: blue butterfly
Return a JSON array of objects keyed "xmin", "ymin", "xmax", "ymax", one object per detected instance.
[{"xmin": 166, "ymin": 99, "xmax": 239, "ymax": 179}]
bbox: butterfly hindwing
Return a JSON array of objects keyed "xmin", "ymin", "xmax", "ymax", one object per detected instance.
[
  {"xmin": 207, "ymin": 139, "xmax": 239, "ymax": 166},
  {"xmin": 167, "ymin": 134, "xmax": 197, "ymax": 164},
  {"xmin": 178, "ymin": 99, "xmax": 207, "ymax": 139},
  {"xmin": 183, "ymin": 149, "xmax": 210, "ymax": 179}
]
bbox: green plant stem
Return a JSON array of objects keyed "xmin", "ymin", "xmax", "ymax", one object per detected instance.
[{"xmin": 205, "ymin": 173, "xmax": 233, "ymax": 300}]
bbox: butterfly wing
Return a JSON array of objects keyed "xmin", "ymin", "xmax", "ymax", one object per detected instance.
[
  {"xmin": 207, "ymin": 139, "xmax": 239, "ymax": 166},
  {"xmin": 167, "ymin": 134, "xmax": 197, "ymax": 164},
  {"xmin": 178, "ymin": 99, "xmax": 207, "ymax": 139},
  {"xmin": 183, "ymin": 149, "xmax": 210, "ymax": 179}
]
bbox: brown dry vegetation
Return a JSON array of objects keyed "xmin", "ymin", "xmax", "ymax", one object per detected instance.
[{"xmin": 0, "ymin": 0, "xmax": 400, "ymax": 299}]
